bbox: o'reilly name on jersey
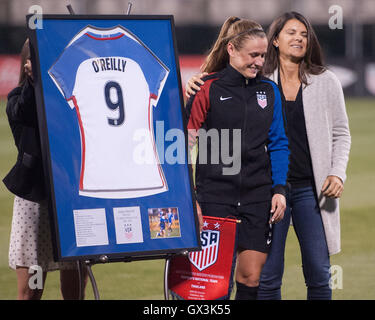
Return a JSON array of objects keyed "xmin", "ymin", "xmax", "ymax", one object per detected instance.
[{"xmin": 92, "ymin": 57, "xmax": 127, "ymax": 73}]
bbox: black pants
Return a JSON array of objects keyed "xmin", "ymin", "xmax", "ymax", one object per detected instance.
[{"xmin": 199, "ymin": 201, "xmax": 272, "ymax": 254}]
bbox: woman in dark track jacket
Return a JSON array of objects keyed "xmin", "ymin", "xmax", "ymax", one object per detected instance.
[
  {"xmin": 4, "ymin": 56, "xmax": 45, "ymax": 202},
  {"xmin": 4, "ymin": 39, "xmax": 85, "ymax": 300},
  {"xmin": 185, "ymin": 17, "xmax": 289, "ymax": 300}
]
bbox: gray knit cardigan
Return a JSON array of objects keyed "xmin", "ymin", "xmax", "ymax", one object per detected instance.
[{"xmin": 267, "ymin": 68, "xmax": 351, "ymax": 255}]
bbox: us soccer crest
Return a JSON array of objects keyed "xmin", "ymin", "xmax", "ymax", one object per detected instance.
[
  {"xmin": 256, "ymin": 91, "xmax": 267, "ymax": 109},
  {"xmin": 188, "ymin": 229, "xmax": 220, "ymax": 271},
  {"xmin": 168, "ymin": 216, "xmax": 238, "ymax": 300},
  {"xmin": 124, "ymin": 224, "xmax": 133, "ymax": 240}
]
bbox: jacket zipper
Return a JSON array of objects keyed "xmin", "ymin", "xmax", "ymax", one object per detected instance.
[{"xmin": 238, "ymin": 78, "xmax": 249, "ymax": 207}]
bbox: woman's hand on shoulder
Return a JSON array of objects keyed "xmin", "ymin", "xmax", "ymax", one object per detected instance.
[
  {"xmin": 24, "ymin": 59, "xmax": 33, "ymax": 81},
  {"xmin": 185, "ymin": 72, "xmax": 208, "ymax": 99},
  {"xmin": 322, "ymin": 175, "xmax": 344, "ymax": 198}
]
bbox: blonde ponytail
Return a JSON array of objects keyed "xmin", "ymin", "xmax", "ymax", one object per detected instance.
[{"xmin": 201, "ymin": 17, "xmax": 265, "ymax": 73}]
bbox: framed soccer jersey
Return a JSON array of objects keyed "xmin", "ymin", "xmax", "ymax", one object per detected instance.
[{"xmin": 28, "ymin": 15, "xmax": 200, "ymax": 262}]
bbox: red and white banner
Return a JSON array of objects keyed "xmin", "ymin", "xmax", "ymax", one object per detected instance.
[{"xmin": 168, "ymin": 216, "xmax": 238, "ymax": 300}]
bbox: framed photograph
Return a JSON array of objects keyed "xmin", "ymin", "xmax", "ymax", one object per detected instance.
[{"xmin": 28, "ymin": 15, "xmax": 200, "ymax": 262}]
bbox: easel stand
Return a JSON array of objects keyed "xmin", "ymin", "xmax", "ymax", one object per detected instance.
[
  {"xmin": 164, "ymin": 257, "xmax": 172, "ymax": 300},
  {"xmin": 77, "ymin": 254, "xmax": 176, "ymax": 300},
  {"xmin": 163, "ymin": 254, "xmax": 190, "ymax": 300}
]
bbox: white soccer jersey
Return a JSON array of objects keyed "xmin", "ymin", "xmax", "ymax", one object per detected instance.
[{"xmin": 49, "ymin": 26, "xmax": 169, "ymax": 199}]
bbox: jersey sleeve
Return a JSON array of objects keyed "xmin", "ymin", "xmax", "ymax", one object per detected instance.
[
  {"xmin": 131, "ymin": 41, "xmax": 169, "ymax": 99},
  {"xmin": 48, "ymin": 44, "xmax": 80, "ymax": 101}
]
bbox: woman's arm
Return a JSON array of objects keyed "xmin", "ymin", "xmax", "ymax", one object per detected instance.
[
  {"xmin": 321, "ymin": 71, "xmax": 351, "ymax": 198},
  {"xmin": 185, "ymin": 83, "xmax": 212, "ymax": 232},
  {"xmin": 6, "ymin": 60, "xmax": 37, "ymax": 126},
  {"xmin": 266, "ymin": 82, "xmax": 290, "ymax": 223},
  {"xmin": 267, "ymin": 83, "xmax": 290, "ymax": 195}
]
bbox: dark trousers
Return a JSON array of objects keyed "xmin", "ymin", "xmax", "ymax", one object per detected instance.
[{"xmin": 258, "ymin": 186, "xmax": 332, "ymax": 300}]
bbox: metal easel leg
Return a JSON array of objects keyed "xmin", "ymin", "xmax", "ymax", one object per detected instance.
[
  {"xmin": 86, "ymin": 261, "xmax": 100, "ymax": 300},
  {"xmin": 66, "ymin": 4, "xmax": 75, "ymax": 15},
  {"xmin": 126, "ymin": 2, "xmax": 133, "ymax": 15},
  {"xmin": 76, "ymin": 260, "xmax": 86, "ymax": 300},
  {"xmin": 164, "ymin": 257, "xmax": 171, "ymax": 300}
]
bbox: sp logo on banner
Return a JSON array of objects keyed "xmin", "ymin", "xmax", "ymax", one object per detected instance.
[
  {"xmin": 167, "ymin": 216, "xmax": 239, "ymax": 300},
  {"xmin": 188, "ymin": 230, "xmax": 220, "ymax": 271}
]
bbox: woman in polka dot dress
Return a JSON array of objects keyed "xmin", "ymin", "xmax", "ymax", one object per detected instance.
[{"xmin": 3, "ymin": 39, "xmax": 87, "ymax": 300}]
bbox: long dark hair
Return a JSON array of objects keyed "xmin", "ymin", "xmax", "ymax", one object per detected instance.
[
  {"xmin": 263, "ymin": 11, "xmax": 326, "ymax": 84},
  {"xmin": 202, "ymin": 16, "xmax": 266, "ymax": 73},
  {"xmin": 18, "ymin": 39, "xmax": 31, "ymax": 86}
]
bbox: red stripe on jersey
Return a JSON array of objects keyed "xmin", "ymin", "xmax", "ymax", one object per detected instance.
[
  {"xmin": 67, "ymin": 96, "xmax": 86, "ymax": 191},
  {"xmin": 148, "ymin": 94, "xmax": 167, "ymax": 188},
  {"xmin": 85, "ymin": 33, "xmax": 124, "ymax": 41}
]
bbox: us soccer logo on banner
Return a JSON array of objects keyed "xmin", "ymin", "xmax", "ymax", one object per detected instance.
[
  {"xmin": 167, "ymin": 216, "xmax": 238, "ymax": 300},
  {"xmin": 188, "ymin": 230, "xmax": 220, "ymax": 271},
  {"xmin": 256, "ymin": 91, "xmax": 267, "ymax": 109}
]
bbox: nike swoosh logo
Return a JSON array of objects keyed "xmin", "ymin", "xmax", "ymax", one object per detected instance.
[{"xmin": 220, "ymin": 96, "xmax": 232, "ymax": 101}]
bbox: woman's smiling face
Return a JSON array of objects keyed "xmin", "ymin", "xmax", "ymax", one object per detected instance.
[
  {"xmin": 228, "ymin": 36, "xmax": 268, "ymax": 79},
  {"xmin": 274, "ymin": 18, "xmax": 308, "ymax": 61}
]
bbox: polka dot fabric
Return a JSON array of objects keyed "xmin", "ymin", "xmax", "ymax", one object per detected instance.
[{"xmin": 8, "ymin": 196, "xmax": 76, "ymax": 271}]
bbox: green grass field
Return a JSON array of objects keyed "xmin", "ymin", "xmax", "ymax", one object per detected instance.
[{"xmin": 0, "ymin": 98, "xmax": 374, "ymax": 300}]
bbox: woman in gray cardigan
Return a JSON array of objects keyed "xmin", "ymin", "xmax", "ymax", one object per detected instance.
[
  {"xmin": 185, "ymin": 12, "xmax": 351, "ymax": 300},
  {"xmin": 257, "ymin": 11, "xmax": 351, "ymax": 300}
]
